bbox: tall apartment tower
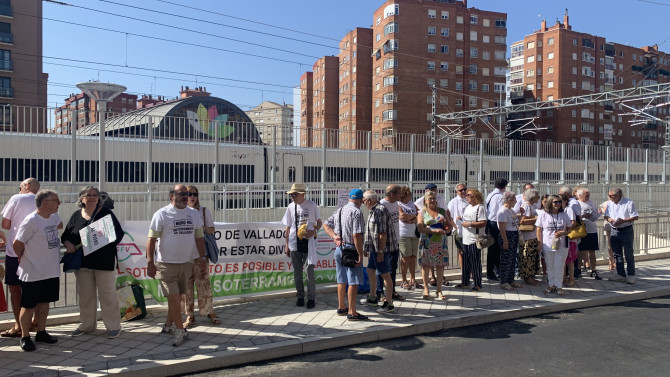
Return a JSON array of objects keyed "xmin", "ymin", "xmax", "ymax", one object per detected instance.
[
  {"xmin": 338, "ymin": 28, "xmax": 373, "ymax": 149},
  {"xmin": 371, "ymin": 0, "xmax": 507, "ymax": 150},
  {"xmin": 509, "ymin": 11, "xmax": 669, "ymax": 148},
  {"xmin": 299, "ymin": 72, "xmax": 313, "ymax": 147},
  {"xmin": 1, "ymin": 0, "xmax": 48, "ymax": 132},
  {"xmin": 311, "ymin": 56, "xmax": 339, "ymax": 148}
]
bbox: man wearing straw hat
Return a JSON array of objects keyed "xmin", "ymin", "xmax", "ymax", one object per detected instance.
[{"xmin": 282, "ymin": 183, "xmax": 322, "ymax": 309}]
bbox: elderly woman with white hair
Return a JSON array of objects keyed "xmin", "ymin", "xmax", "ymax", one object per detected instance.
[
  {"xmin": 518, "ymin": 188, "xmax": 541, "ymax": 285},
  {"xmin": 577, "ymin": 187, "xmax": 602, "ymax": 279},
  {"xmin": 497, "ymin": 191, "xmax": 522, "ymax": 291}
]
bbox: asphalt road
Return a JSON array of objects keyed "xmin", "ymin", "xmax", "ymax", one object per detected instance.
[{"xmin": 184, "ymin": 296, "xmax": 670, "ymax": 377}]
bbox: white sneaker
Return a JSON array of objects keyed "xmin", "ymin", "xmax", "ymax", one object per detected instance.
[
  {"xmin": 172, "ymin": 328, "xmax": 188, "ymax": 347},
  {"xmin": 609, "ymin": 274, "xmax": 626, "ymax": 282},
  {"xmin": 626, "ymin": 275, "xmax": 636, "ymax": 284}
]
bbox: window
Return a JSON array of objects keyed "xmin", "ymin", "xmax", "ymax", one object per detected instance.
[
  {"xmin": 494, "ymin": 50, "xmax": 505, "ymax": 60},
  {"xmin": 482, "ymin": 67, "xmax": 489, "ymax": 76},
  {"xmin": 526, "ymin": 69, "xmax": 534, "ymax": 77},
  {"xmin": 439, "ymin": 79, "xmax": 448, "ymax": 87},
  {"xmin": 482, "ymin": 51, "xmax": 490, "ymax": 60},
  {"xmin": 427, "ymin": 96, "xmax": 433, "ymax": 104},
  {"xmin": 376, "ymin": 33, "xmax": 381, "ymax": 42},
  {"xmin": 375, "ymin": 99, "xmax": 380, "ymax": 108},
  {"xmin": 441, "ymin": 10, "xmax": 449, "ymax": 19},
  {"xmin": 455, "ymin": 82, "xmax": 463, "ymax": 90},
  {"xmin": 494, "ymin": 67, "xmax": 506, "ymax": 76},
  {"xmin": 495, "ymin": 35, "xmax": 506, "ymax": 44},
  {"xmin": 383, "ymin": 3, "xmax": 399, "ymax": 18},
  {"xmin": 441, "ymin": 28, "xmax": 449, "ymax": 37},
  {"xmin": 469, "ymin": 98, "xmax": 477, "ymax": 107},
  {"xmin": 572, "ymin": 124, "xmax": 577, "ymax": 131},
  {"xmin": 548, "ymin": 37, "xmax": 554, "ymax": 45},
  {"xmin": 573, "ymin": 38, "xmax": 578, "ymax": 46},
  {"xmin": 469, "ymin": 64, "xmax": 477, "ymax": 73},
  {"xmin": 427, "ymin": 61, "xmax": 435, "ymax": 70},
  {"xmin": 428, "ymin": 44, "xmax": 436, "ymax": 53},
  {"xmin": 572, "ymin": 67, "xmax": 577, "ymax": 74},
  {"xmin": 483, "ymin": 35, "xmax": 490, "ymax": 43},
  {"xmin": 442, "ymin": 45, "xmax": 449, "ymax": 54},
  {"xmin": 440, "ymin": 62, "xmax": 448, "ymax": 70},
  {"xmin": 456, "ymin": 65, "xmax": 463, "ymax": 74},
  {"xmin": 547, "ymin": 95, "xmax": 554, "ymax": 101},
  {"xmin": 619, "ymin": 77, "xmax": 623, "ymax": 83},
  {"xmin": 469, "ymin": 80, "xmax": 477, "ymax": 90},
  {"xmin": 457, "ymin": 15, "xmax": 464, "ymax": 24},
  {"xmin": 383, "ymin": 75, "xmax": 398, "ymax": 86},
  {"xmin": 383, "ymin": 93, "xmax": 396, "ymax": 103},
  {"xmin": 526, "ymin": 84, "xmax": 534, "ymax": 90},
  {"xmin": 427, "ymin": 26, "xmax": 436, "ymax": 35},
  {"xmin": 384, "ymin": 22, "xmax": 398, "ymax": 36},
  {"xmin": 537, "ymin": 54, "xmax": 542, "ymax": 62},
  {"xmin": 547, "ymin": 81, "xmax": 554, "ymax": 88},
  {"xmin": 384, "ymin": 39, "xmax": 398, "ymax": 52},
  {"xmin": 382, "ymin": 109, "xmax": 397, "ymax": 120},
  {"xmin": 440, "ymin": 95, "xmax": 447, "ymax": 105},
  {"xmin": 375, "ymin": 82, "xmax": 380, "ymax": 91},
  {"xmin": 482, "ymin": 83, "xmax": 490, "ymax": 92},
  {"xmin": 470, "ymin": 15, "xmax": 478, "ymax": 24},
  {"xmin": 527, "ymin": 41, "xmax": 535, "ymax": 49},
  {"xmin": 470, "ymin": 31, "xmax": 478, "ymax": 41},
  {"xmin": 455, "ymin": 48, "xmax": 463, "ymax": 57},
  {"xmin": 547, "ymin": 52, "xmax": 554, "ymax": 60},
  {"xmin": 572, "ymin": 52, "xmax": 577, "ymax": 60},
  {"xmin": 495, "ymin": 19, "xmax": 506, "ymax": 28},
  {"xmin": 483, "ymin": 19, "xmax": 490, "ymax": 27},
  {"xmin": 547, "ymin": 66, "xmax": 554, "ymax": 74},
  {"xmin": 428, "ymin": 9, "xmax": 436, "ymax": 18},
  {"xmin": 470, "ymin": 48, "xmax": 478, "ymax": 58},
  {"xmin": 572, "ymin": 82, "xmax": 577, "ymax": 89},
  {"xmin": 537, "ymin": 83, "xmax": 542, "ymax": 89},
  {"xmin": 494, "ymin": 83, "xmax": 505, "ymax": 93},
  {"xmin": 527, "ymin": 56, "xmax": 535, "ymax": 63},
  {"xmin": 427, "ymin": 78, "xmax": 435, "ymax": 87},
  {"xmin": 455, "ymin": 99, "xmax": 462, "ymax": 107},
  {"xmin": 383, "ymin": 58, "xmax": 398, "ymax": 69},
  {"xmin": 456, "ymin": 32, "xmax": 464, "ymax": 41}
]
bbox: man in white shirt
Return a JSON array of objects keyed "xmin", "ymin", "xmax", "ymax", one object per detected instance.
[
  {"xmin": 513, "ymin": 183, "xmax": 540, "ymax": 214},
  {"xmin": 448, "ymin": 183, "xmax": 468, "ymax": 268},
  {"xmin": 604, "ymin": 187, "xmax": 639, "ymax": 284},
  {"xmin": 147, "ymin": 184, "xmax": 206, "ymax": 347},
  {"xmin": 1, "ymin": 178, "xmax": 40, "ymax": 338},
  {"xmin": 12, "ymin": 190, "xmax": 63, "ymax": 352},
  {"xmin": 281, "ymin": 183, "xmax": 322, "ymax": 309},
  {"xmin": 485, "ymin": 178, "xmax": 507, "ymax": 280},
  {"xmin": 414, "ymin": 183, "xmax": 448, "ymax": 211}
]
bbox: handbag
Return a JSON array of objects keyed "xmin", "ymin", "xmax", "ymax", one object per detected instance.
[
  {"xmin": 567, "ymin": 219, "xmax": 587, "ymax": 240},
  {"xmin": 201, "ymin": 207, "xmax": 219, "ymax": 263},
  {"xmin": 338, "ymin": 208, "xmax": 359, "ymax": 268},
  {"xmin": 118, "ymin": 283, "xmax": 146, "ymax": 321},
  {"xmin": 473, "ymin": 205, "xmax": 495, "ymax": 249},
  {"xmin": 518, "ymin": 216, "xmax": 536, "ymax": 232}
]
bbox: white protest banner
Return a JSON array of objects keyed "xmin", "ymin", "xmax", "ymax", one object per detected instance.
[
  {"xmin": 79, "ymin": 214, "xmax": 117, "ymax": 256},
  {"xmin": 114, "ymin": 221, "xmax": 338, "ymax": 303}
]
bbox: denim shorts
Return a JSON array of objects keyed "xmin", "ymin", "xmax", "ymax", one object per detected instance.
[
  {"xmin": 334, "ymin": 246, "xmax": 363, "ymax": 285},
  {"xmin": 366, "ymin": 251, "xmax": 392, "ymax": 274}
]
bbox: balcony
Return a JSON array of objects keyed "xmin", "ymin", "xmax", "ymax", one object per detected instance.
[
  {"xmin": 605, "ymin": 63, "xmax": 616, "ymax": 70},
  {"xmin": 0, "ymin": 87, "xmax": 12, "ymax": 98},
  {"xmin": 642, "ymin": 135, "xmax": 657, "ymax": 142},
  {"xmin": 0, "ymin": 32, "xmax": 11, "ymax": 44},
  {"xmin": 604, "ymin": 104, "xmax": 614, "ymax": 112},
  {"xmin": 643, "ymin": 121, "xmax": 657, "ymax": 130},
  {"xmin": 0, "ymin": 5, "xmax": 12, "ymax": 17},
  {"xmin": 0, "ymin": 59, "xmax": 12, "ymax": 71}
]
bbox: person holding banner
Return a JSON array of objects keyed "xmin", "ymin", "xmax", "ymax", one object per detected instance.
[
  {"xmin": 147, "ymin": 184, "xmax": 206, "ymax": 347},
  {"xmin": 322, "ymin": 189, "xmax": 368, "ymax": 321},
  {"xmin": 61, "ymin": 186, "xmax": 124, "ymax": 339},
  {"xmin": 281, "ymin": 183, "xmax": 322, "ymax": 309},
  {"xmin": 181, "ymin": 185, "xmax": 221, "ymax": 328}
]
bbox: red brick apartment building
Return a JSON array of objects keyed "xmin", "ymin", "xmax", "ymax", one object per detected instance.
[
  {"xmin": 371, "ymin": 0, "xmax": 507, "ymax": 150},
  {"xmin": 54, "ymin": 92, "xmax": 138, "ymax": 134},
  {"xmin": 0, "ymin": 0, "xmax": 48, "ymax": 132},
  {"xmin": 299, "ymin": 72, "xmax": 313, "ymax": 147},
  {"xmin": 310, "ymin": 56, "xmax": 339, "ymax": 148},
  {"xmin": 509, "ymin": 11, "xmax": 669, "ymax": 148}
]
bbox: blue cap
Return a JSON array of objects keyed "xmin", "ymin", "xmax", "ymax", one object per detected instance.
[
  {"xmin": 349, "ymin": 189, "xmax": 364, "ymax": 200},
  {"xmin": 425, "ymin": 183, "xmax": 438, "ymax": 190}
]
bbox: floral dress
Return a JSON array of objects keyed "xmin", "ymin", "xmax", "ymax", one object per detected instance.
[{"xmin": 418, "ymin": 209, "xmax": 449, "ymax": 267}]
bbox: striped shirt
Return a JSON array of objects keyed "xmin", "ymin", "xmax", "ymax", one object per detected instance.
[
  {"xmin": 326, "ymin": 202, "xmax": 364, "ymax": 245},
  {"xmin": 364, "ymin": 202, "xmax": 398, "ymax": 253}
]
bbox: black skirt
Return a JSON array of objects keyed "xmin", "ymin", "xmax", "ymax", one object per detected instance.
[{"xmin": 577, "ymin": 232, "xmax": 599, "ymax": 251}]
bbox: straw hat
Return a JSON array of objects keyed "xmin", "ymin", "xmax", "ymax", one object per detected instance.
[{"xmin": 286, "ymin": 183, "xmax": 307, "ymax": 194}]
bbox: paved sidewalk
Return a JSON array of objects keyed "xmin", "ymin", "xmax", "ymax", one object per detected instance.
[{"xmin": 1, "ymin": 258, "xmax": 670, "ymax": 377}]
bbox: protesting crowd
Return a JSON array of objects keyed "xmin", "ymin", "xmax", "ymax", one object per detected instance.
[{"xmin": 0, "ymin": 177, "xmax": 639, "ymax": 350}]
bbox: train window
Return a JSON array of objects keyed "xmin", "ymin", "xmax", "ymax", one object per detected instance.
[
  {"xmin": 303, "ymin": 167, "xmax": 322, "ymax": 183},
  {"xmin": 288, "ymin": 167, "xmax": 295, "ymax": 183}
]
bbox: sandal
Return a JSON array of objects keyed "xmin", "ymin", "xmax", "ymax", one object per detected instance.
[
  {"xmin": 401, "ymin": 282, "xmax": 413, "ymax": 290},
  {"xmin": 557, "ymin": 288, "xmax": 566, "ymax": 296},
  {"xmin": 0, "ymin": 328, "xmax": 21, "ymax": 338},
  {"xmin": 183, "ymin": 316, "xmax": 195, "ymax": 329},
  {"xmin": 511, "ymin": 282, "xmax": 524, "ymax": 288},
  {"xmin": 443, "ymin": 280, "xmax": 450, "ymax": 286},
  {"xmin": 392, "ymin": 291, "xmax": 405, "ymax": 301},
  {"xmin": 455, "ymin": 283, "xmax": 469, "ymax": 289},
  {"xmin": 422, "ymin": 290, "xmax": 432, "ymax": 300},
  {"xmin": 414, "ymin": 281, "xmax": 423, "ymax": 289},
  {"xmin": 208, "ymin": 314, "xmax": 221, "ymax": 325},
  {"xmin": 436, "ymin": 291, "xmax": 446, "ymax": 300},
  {"xmin": 429, "ymin": 277, "xmax": 437, "ymax": 286}
]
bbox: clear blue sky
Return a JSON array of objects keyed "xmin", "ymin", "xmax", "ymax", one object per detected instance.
[{"xmin": 42, "ymin": 0, "xmax": 670, "ymax": 111}]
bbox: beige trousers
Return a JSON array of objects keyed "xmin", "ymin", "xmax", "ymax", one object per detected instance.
[{"xmin": 75, "ymin": 268, "xmax": 121, "ymax": 332}]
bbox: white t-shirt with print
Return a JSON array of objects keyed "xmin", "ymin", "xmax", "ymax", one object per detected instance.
[
  {"xmin": 150, "ymin": 204, "xmax": 204, "ymax": 263},
  {"xmin": 535, "ymin": 211, "xmax": 570, "ymax": 252},
  {"xmin": 281, "ymin": 199, "xmax": 320, "ymax": 255},
  {"xmin": 497, "ymin": 206, "xmax": 518, "ymax": 232},
  {"xmin": 1, "ymin": 193, "xmax": 37, "ymax": 257},
  {"xmin": 461, "ymin": 204, "xmax": 487, "ymax": 246},
  {"xmin": 397, "ymin": 200, "xmax": 417, "ymax": 237},
  {"xmin": 15, "ymin": 212, "xmax": 62, "ymax": 282}
]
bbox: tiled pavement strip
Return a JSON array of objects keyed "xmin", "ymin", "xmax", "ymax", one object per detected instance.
[{"xmin": 1, "ymin": 258, "xmax": 670, "ymax": 377}]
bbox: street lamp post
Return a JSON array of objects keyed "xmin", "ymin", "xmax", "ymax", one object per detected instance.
[{"xmin": 76, "ymin": 82, "xmax": 126, "ymax": 191}]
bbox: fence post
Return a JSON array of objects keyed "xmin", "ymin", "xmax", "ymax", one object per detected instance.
[
  {"xmin": 605, "ymin": 146, "xmax": 610, "ymax": 185},
  {"xmin": 478, "ymin": 138, "xmax": 484, "ymax": 190},
  {"xmin": 221, "ymin": 185, "xmax": 227, "ymax": 223},
  {"xmin": 533, "ymin": 140, "xmax": 541, "ymax": 186},
  {"xmin": 70, "ymin": 109, "xmax": 77, "ymax": 184},
  {"xmin": 444, "ymin": 136, "xmax": 451, "ymax": 191},
  {"xmin": 508, "ymin": 139, "xmax": 513, "ymax": 183},
  {"xmin": 245, "ymin": 184, "xmax": 251, "ymax": 222},
  {"xmin": 582, "ymin": 144, "xmax": 589, "ymax": 184},
  {"xmin": 270, "ymin": 125, "xmax": 277, "ymax": 209},
  {"xmin": 147, "ymin": 115, "xmax": 153, "ymax": 219},
  {"xmin": 643, "ymin": 222, "xmax": 649, "ymax": 255},
  {"xmin": 213, "ymin": 118, "xmax": 220, "ymax": 185},
  {"xmin": 366, "ymin": 132, "xmax": 372, "ymax": 190},
  {"xmin": 662, "ymin": 150, "xmax": 667, "ymax": 184},
  {"xmin": 409, "ymin": 134, "xmax": 415, "ymax": 188},
  {"xmin": 321, "ymin": 129, "xmax": 327, "ymax": 206},
  {"xmin": 643, "ymin": 149, "xmax": 649, "ymax": 184},
  {"xmin": 559, "ymin": 143, "xmax": 565, "ymax": 184},
  {"xmin": 625, "ymin": 148, "xmax": 631, "ymax": 184}
]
